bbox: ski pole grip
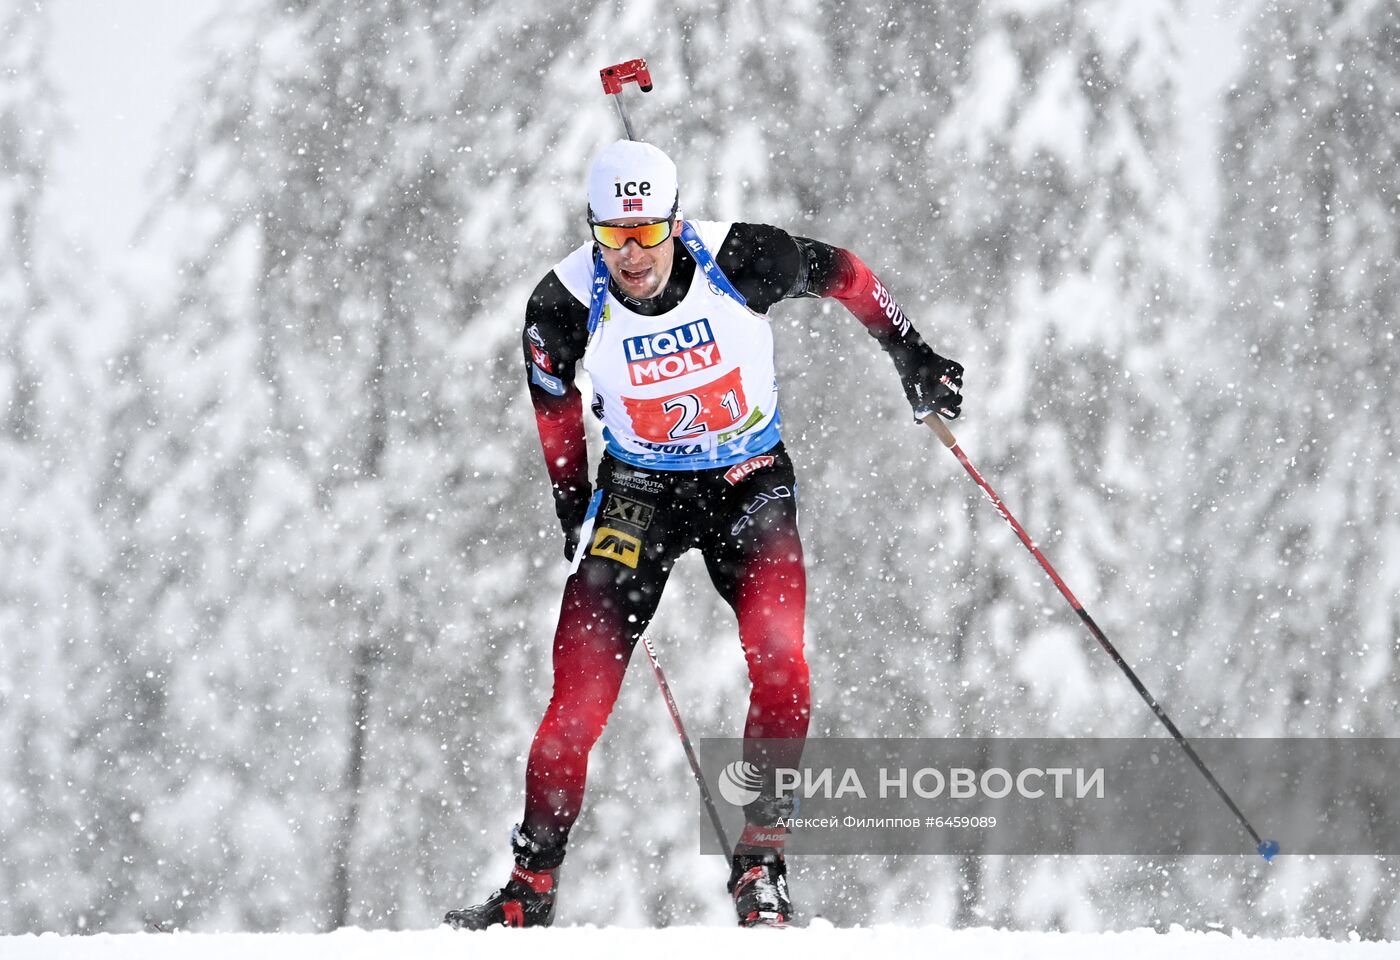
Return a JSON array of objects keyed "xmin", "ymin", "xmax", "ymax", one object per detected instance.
[
  {"xmin": 600, "ymin": 59, "xmax": 653, "ymax": 95},
  {"xmin": 922, "ymin": 413, "xmax": 957, "ymax": 449}
]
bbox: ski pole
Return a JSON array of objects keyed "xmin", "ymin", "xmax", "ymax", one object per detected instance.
[
  {"xmin": 599, "ymin": 58, "xmax": 653, "ymax": 142},
  {"xmin": 641, "ymin": 635, "xmax": 733, "ymax": 854},
  {"xmin": 594, "ymin": 57, "xmax": 732, "ymax": 855},
  {"xmin": 923, "ymin": 414, "xmax": 1280, "ymax": 861}
]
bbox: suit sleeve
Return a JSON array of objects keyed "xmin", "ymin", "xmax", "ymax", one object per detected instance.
[
  {"xmin": 713, "ymin": 222, "xmax": 807, "ymax": 313},
  {"xmin": 524, "ymin": 271, "xmax": 592, "ymax": 527},
  {"xmin": 716, "ymin": 222, "xmax": 947, "ymax": 383}
]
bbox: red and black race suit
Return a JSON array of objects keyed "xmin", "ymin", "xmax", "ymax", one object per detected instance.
[
  {"xmin": 518, "ymin": 222, "xmax": 944, "ymax": 855},
  {"xmin": 523, "ymin": 446, "xmax": 808, "ymax": 850}
]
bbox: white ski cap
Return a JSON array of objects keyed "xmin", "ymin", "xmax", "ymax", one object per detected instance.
[{"xmin": 587, "ymin": 140, "xmax": 679, "ymax": 223}]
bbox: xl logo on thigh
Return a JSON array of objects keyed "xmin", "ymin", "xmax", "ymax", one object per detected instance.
[
  {"xmin": 590, "ymin": 527, "xmax": 642, "ymax": 568},
  {"xmin": 603, "ymin": 493, "xmax": 654, "ymax": 530}
]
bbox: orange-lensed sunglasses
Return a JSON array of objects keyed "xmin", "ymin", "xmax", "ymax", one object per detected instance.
[{"xmin": 591, "ymin": 218, "xmax": 675, "ymax": 250}]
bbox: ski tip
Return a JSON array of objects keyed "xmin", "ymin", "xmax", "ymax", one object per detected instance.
[{"xmin": 1258, "ymin": 839, "xmax": 1281, "ymax": 861}]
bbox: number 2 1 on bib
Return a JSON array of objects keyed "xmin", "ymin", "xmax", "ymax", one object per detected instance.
[{"xmin": 622, "ymin": 368, "xmax": 748, "ymax": 443}]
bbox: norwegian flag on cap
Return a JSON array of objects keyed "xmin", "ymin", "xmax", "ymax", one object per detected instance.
[{"xmin": 622, "ymin": 198, "xmax": 644, "ymax": 212}]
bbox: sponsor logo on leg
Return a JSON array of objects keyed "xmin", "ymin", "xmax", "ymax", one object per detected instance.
[
  {"xmin": 602, "ymin": 493, "xmax": 654, "ymax": 530},
  {"xmin": 731, "ymin": 485, "xmax": 794, "ymax": 536},
  {"xmin": 612, "ymin": 472, "xmax": 664, "ymax": 495},
  {"xmin": 724, "ymin": 454, "xmax": 776, "ymax": 486},
  {"xmin": 589, "ymin": 526, "xmax": 642, "ymax": 568}
]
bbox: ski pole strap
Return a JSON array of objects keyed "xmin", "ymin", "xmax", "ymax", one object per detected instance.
[
  {"xmin": 586, "ymin": 222, "xmax": 749, "ymax": 339},
  {"xmin": 680, "ymin": 220, "xmax": 748, "ymax": 307}
]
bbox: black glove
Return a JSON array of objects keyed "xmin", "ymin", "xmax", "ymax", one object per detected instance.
[
  {"xmin": 556, "ymin": 485, "xmax": 592, "ymax": 562},
  {"xmin": 899, "ymin": 349, "xmax": 964, "ymax": 421}
]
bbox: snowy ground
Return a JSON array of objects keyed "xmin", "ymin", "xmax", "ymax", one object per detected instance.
[{"xmin": 2, "ymin": 925, "xmax": 1394, "ymax": 959}]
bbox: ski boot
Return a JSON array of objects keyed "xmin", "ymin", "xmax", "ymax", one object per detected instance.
[
  {"xmin": 728, "ymin": 849, "xmax": 792, "ymax": 927},
  {"xmin": 444, "ymin": 826, "xmax": 562, "ymax": 930},
  {"xmin": 728, "ymin": 793, "xmax": 795, "ymax": 927}
]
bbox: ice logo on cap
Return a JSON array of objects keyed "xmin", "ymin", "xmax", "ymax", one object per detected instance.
[
  {"xmin": 588, "ymin": 140, "xmax": 678, "ymax": 223},
  {"xmin": 717, "ymin": 760, "xmax": 764, "ymax": 807}
]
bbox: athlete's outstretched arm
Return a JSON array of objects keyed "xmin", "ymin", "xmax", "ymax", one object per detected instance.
[
  {"xmin": 715, "ymin": 223, "xmax": 963, "ymax": 421},
  {"xmin": 795, "ymin": 237, "xmax": 964, "ymax": 421},
  {"xmin": 524, "ymin": 273, "xmax": 592, "ymax": 560}
]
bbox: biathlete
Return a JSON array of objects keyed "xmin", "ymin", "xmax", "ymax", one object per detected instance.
[{"xmin": 446, "ymin": 139, "xmax": 964, "ymax": 929}]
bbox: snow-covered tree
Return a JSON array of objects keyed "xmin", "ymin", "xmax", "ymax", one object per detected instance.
[
  {"xmin": 0, "ymin": 0, "xmax": 104, "ymax": 934},
  {"xmin": 1212, "ymin": 0, "xmax": 1398, "ymax": 737},
  {"xmin": 1199, "ymin": 0, "xmax": 1400, "ymax": 936},
  {"xmin": 861, "ymin": 0, "xmax": 1204, "ymax": 930}
]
